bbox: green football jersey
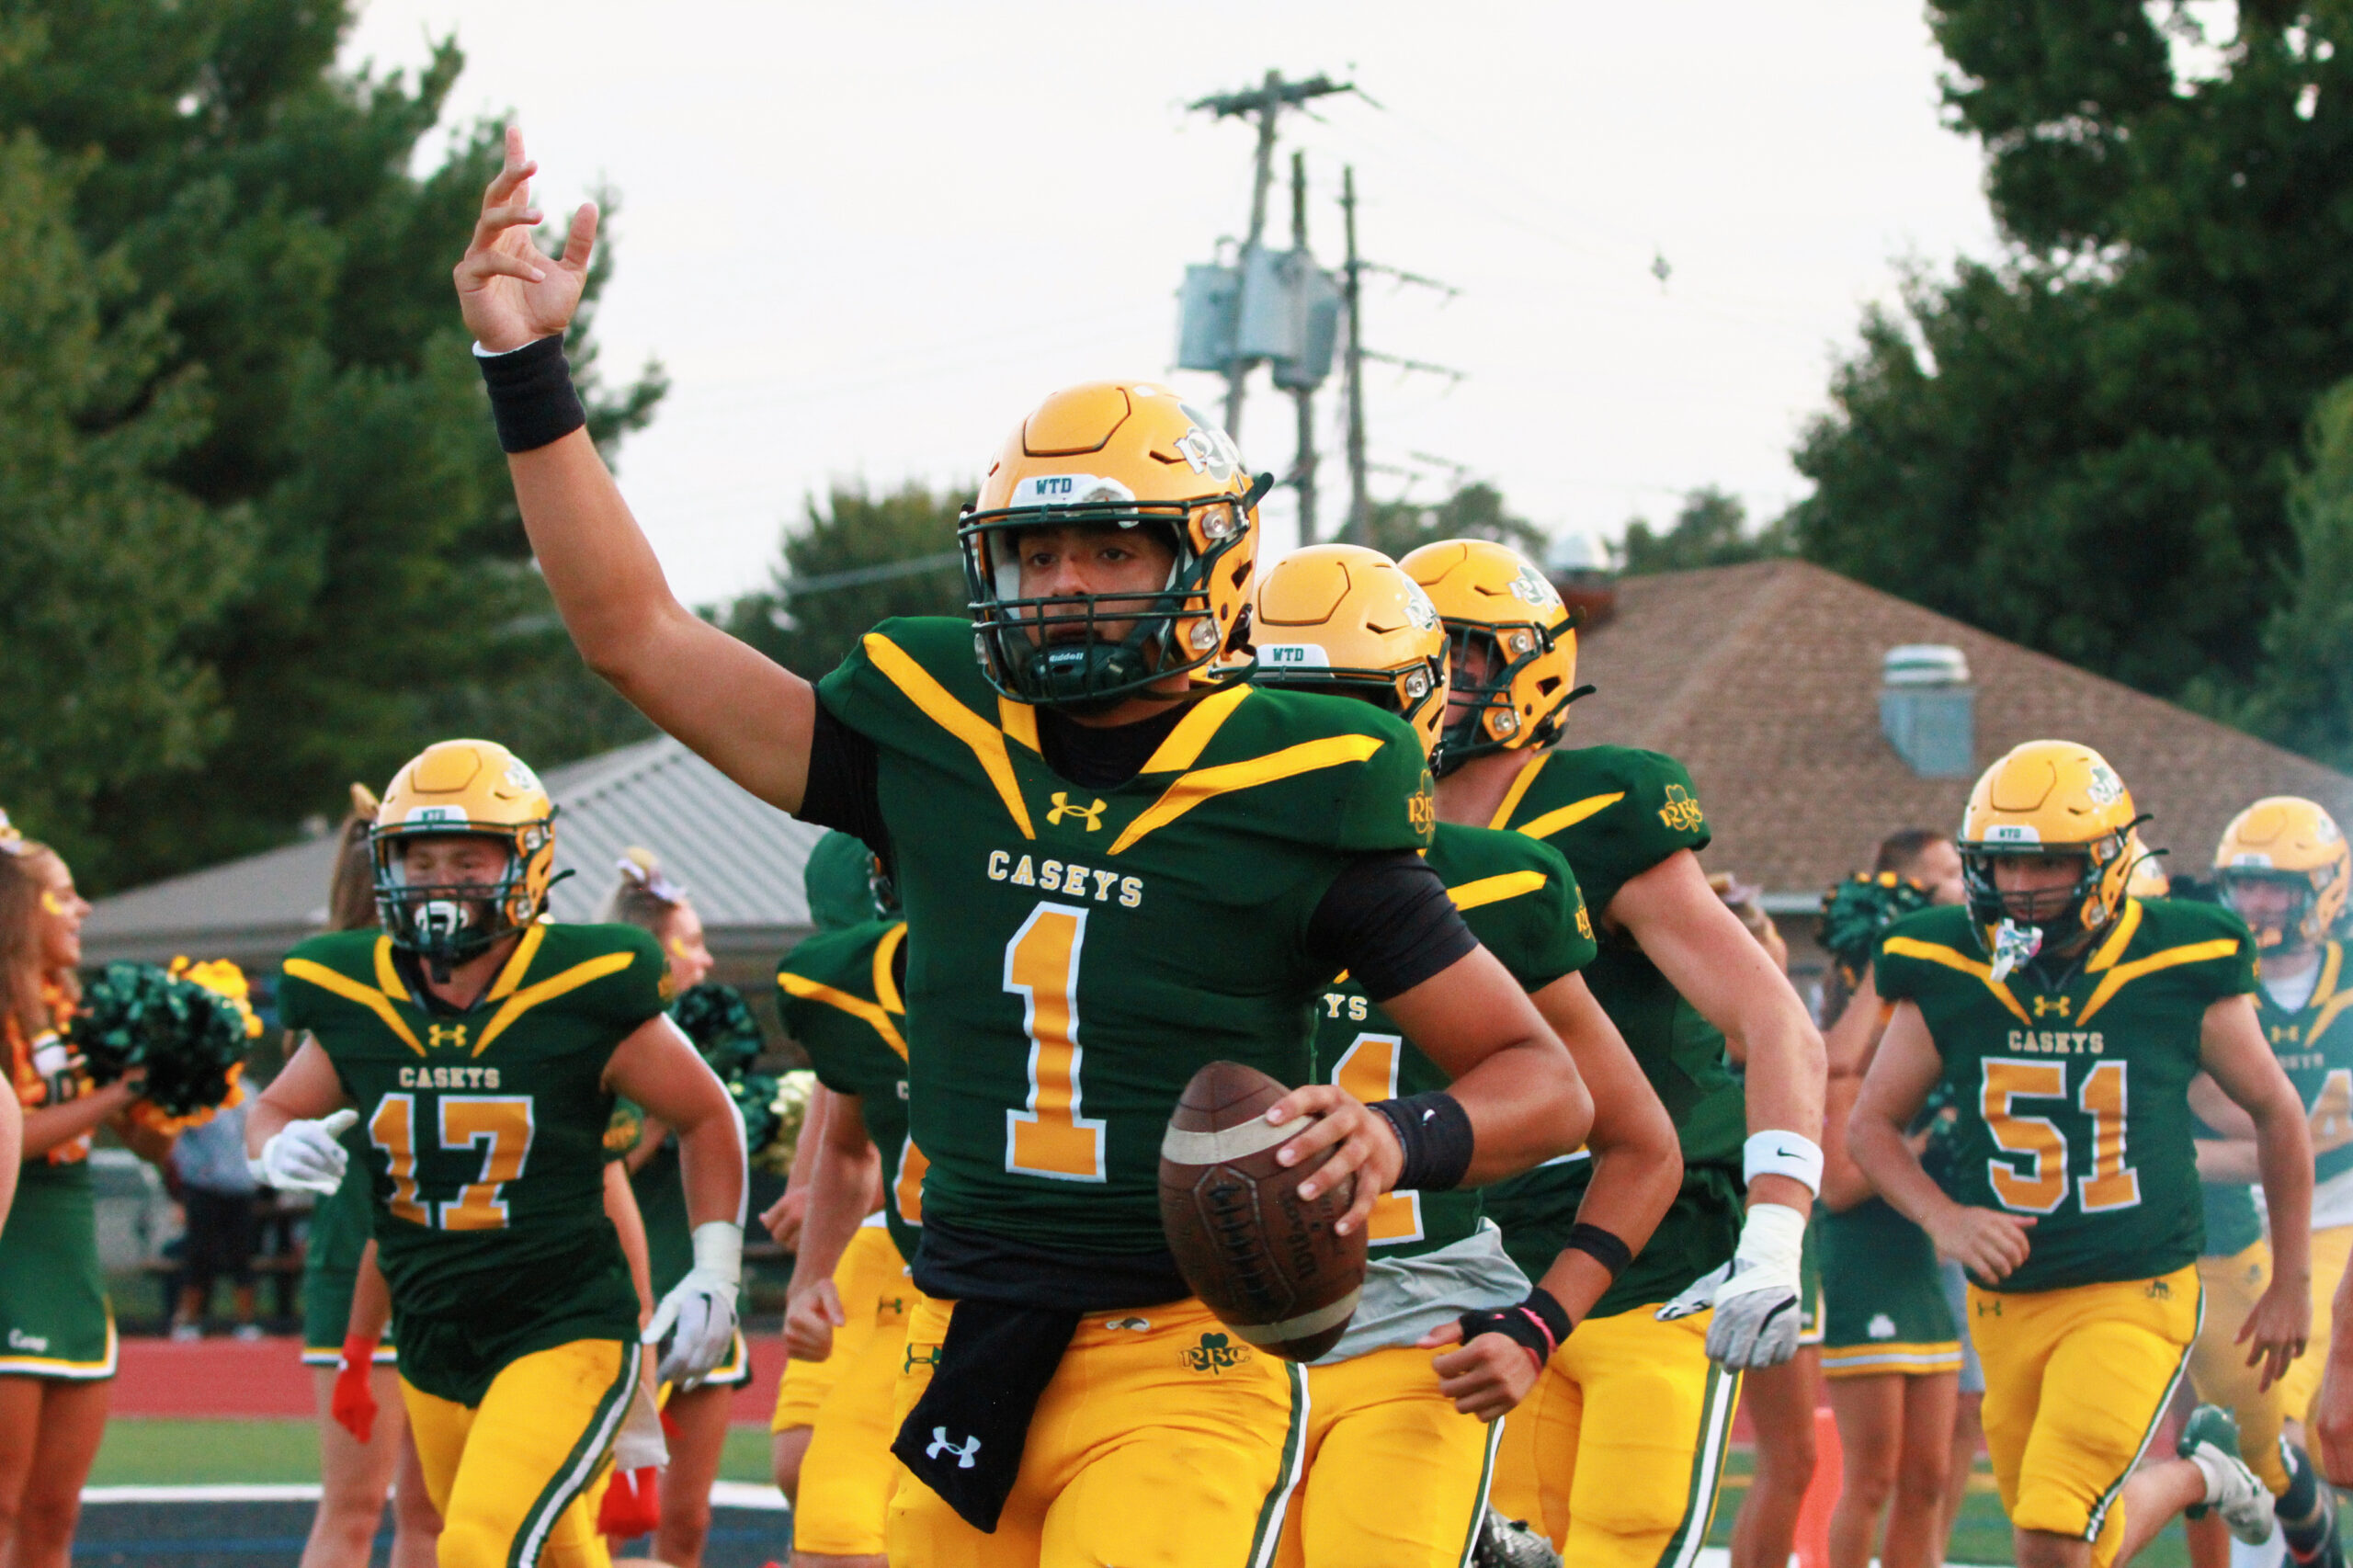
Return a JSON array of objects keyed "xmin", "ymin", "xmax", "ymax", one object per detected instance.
[
  {"xmin": 1874, "ymin": 898, "xmax": 2256, "ymax": 1293},
  {"xmin": 2255, "ymin": 940, "xmax": 2353, "ymax": 1187},
  {"xmin": 778, "ymin": 918, "xmax": 920, "ymax": 1265},
  {"xmin": 816, "ymin": 617, "xmax": 1436, "ymax": 1255},
  {"xmin": 278, "ymin": 923, "xmax": 667, "ymax": 1400},
  {"xmin": 1313, "ymin": 823, "xmax": 1597, "ymax": 1262},
  {"xmin": 1477, "ymin": 745, "xmax": 1745, "ymax": 1315}
]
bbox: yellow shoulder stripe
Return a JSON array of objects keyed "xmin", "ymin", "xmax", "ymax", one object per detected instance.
[
  {"xmin": 2307, "ymin": 986, "xmax": 2353, "ymax": 1047},
  {"xmin": 2075, "ymin": 940, "xmax": 2247, "ymax": 1027},
  {"xmin": 1485, "ymin": 753, "xmax": 1550, "ymax": 832},
  {"xmin": 1448, "ymin": 869, "xmax": 1552, "ymax": 914},
  {"xmin": 472, "ymin": 952, "xmax": 637, "ymax": 1057},
  {"xmin": 285, "ymin": 958, "xmax": 425, "ymax": 1057},
  {"xmin": 2314, "ymin": 942, "xmax": 2344, "ymax": 1011},
  {"xmin": 863, "ymin": 633, "xmax": 1035, "ymax": 840},
  {"xmin": 1142, "ymin": 684, "xmax": 1253, "ymax": 775},
  {"xmin": 2086, "ymin": 899, "xmax": 2144, "ymax": 973},
  {"xmin": 779, "ymin": 970, "xmax": 909, "ymax": 1061},
  {"xmin": 487, "ymin": 924, "xmax": 548, "ymax": 1002},
  {"xmin": 997, "ymin": 695, "xmax": 1040, "ymax": 755},
  {"xmin": 372, "ymin": 935, "xmax": 405, "ymax": 999},
  {"xmin": 1880, "ymin": 936, "xmax": 2031, "ymax": 1026},
  {"xmin": 871, "ymin": 923, "xmax": 909, "ymax": 1018},
  {"xmin": 1108, "ymin": 733, "xmax": 1385, "ymax": 856},
  {"xmin": 1516, "ymin": 792, "xmax": 1625, "ymax": 846}
]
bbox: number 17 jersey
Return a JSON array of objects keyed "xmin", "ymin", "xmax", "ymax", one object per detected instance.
[
  {"xmin": 278, "ymin": 922, "xmax": 668, "ymax": 1401},
  {"xmin": 1873, "ymin": 898, "xmax": 2256, "ymax": 1293}
]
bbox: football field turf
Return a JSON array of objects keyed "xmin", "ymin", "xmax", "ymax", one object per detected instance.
[{"xmin": 84, "ymin": 1416, "xmax": 2198, "ymax": 1567}]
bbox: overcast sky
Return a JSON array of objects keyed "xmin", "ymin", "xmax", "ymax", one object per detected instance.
[{"xmin": 342, "ymin": 1, "xmax": 2002, "ymax": 606}]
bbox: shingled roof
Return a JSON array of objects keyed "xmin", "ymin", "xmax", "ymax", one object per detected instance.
[
  {"xmin": 82, "ymin": 737, "xmax": 824, "ymax": 970},
  {"xmin": 1569, "ymin": 560, "xmax": 2353, "ymax": 904}
]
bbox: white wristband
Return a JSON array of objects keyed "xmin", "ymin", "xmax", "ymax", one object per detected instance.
[
  {"xmin": 1744, "ymin": 1131, "xmax": 1824, "ymax": 1198},
  {"xmin": 689, "ymin": 1221, "xmax": 745, "ymax": 1288}
]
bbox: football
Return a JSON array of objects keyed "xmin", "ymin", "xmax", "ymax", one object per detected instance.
[{"xmin": 1158, "ymin": 1059, "xmax": 1369, "ymax": 1362}]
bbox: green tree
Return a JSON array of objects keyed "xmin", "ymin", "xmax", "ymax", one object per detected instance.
[
  {"xmin": 1792, "ymin": 3, "xmax": 2353, "ymax": 709},
  {"xmin": 2221, "ymin": 378, "xmax": 2353, "ymax": 767},
  {"xmin": 1612, "ymin": 486, "xmax": 1790, "ymax": 575},
  {"xmin": 0, "ymin": 131, "xmax": 255, "ymax": 871},
  {"xmin": 722, "ymin": 483, "xmax": 971, "ymax": 679},
  {"xmin": 1357, "ymin": 482, "xmax": 1547, "ymax": 562},
  {"xmin": 0, "ymin": 0, "xmax": 661, "ymax": 887}
]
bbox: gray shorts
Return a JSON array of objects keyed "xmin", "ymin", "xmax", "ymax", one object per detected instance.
[{"xmin": 1938, "ymin": 1258, "xmax": 1985, "ymax": 1395}]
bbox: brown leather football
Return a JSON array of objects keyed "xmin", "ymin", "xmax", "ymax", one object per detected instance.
[{"xmin": 1158, "ymin": 1059, "xmax": 1368, "ymax": 1362}]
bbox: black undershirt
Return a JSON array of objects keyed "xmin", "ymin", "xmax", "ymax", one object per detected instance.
[{"xmin": 799, "ymin": 703, "xmax": 1473, "ymax": 1001}]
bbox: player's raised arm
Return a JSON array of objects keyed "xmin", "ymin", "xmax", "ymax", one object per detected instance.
[
  {"xmin": 1848, "ymin": 1002, "xmax": 2033, "ymax": 1285},
  {"xmin": 454, "ymin": 127, "xmax": 817, "ymax": 812},
  {"xmin": 2200, "ymin": 992, "xmax": 2315, "ymax": 1386}
]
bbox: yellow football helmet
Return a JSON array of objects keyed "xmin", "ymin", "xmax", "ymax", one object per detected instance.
[
  {"xmin": 2215, "ymin": 796, "xmax": 2349, "ymax": 949},
  {"xmin": 961, "ymin": 381, "xmax": 1267, "ymax": 709},
  {"xmin": 1251, "ymin": 545, "xmax": 1450, "ymax": 760},
  {"xmin": 1958, "ymin": 740, "xmax": 2139, "ymax": 954},
  {"xmin": 371, "ymin": 740, "xmax": 558, "ymax": 971},
  {"xmin": 1397, "ymin": 540, "xmax": 1585, "ymax": 773}
]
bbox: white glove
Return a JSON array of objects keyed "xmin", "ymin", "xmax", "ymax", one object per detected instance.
[
  {"xmin": 611, "ymin": 1352, "xmax": 669, "ymax": 1471},
  {"xmin": 643, "ymin": 1221, "xmax": 743, "ymax": 1386},
  {"xmin": 251, "ymin": 1109, "xmax": 358, "ymax": 1195},
  {"xmin": 1698, "ymin": 1202, "xmax": 1808, "ymax": 1370}
]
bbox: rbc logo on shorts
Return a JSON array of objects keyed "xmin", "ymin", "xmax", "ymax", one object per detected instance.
[{"xmin": 1181, "ymin": 1331, "xmax": 1246, "ymax": 1375}]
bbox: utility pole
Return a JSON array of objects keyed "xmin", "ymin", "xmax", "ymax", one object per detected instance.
[
  {"xmin": 1341, "ymin": 165, "xmax": 1368, "ymax": 545},
  {"xmin": 1289, "ymin": 151, "xmax": 1319, "ymax": 545},
  {"xmin": 1188, "ymin": 71, "xmax": 1353, "ymax": 439}
]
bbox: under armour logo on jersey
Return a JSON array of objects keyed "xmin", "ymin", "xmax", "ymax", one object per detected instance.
[
  {"xmin": 426, "ymin": 1023, "xmax": 470, "ymax": 1051},
  {"xmin": 1047, "ymin": 793, "xmax": 1108, "ymax": 832},
  {"xmin": 926, "ymin": 1428, "xmax": 982, "ymax": 1469},
  {"xmin": 2031, "ymin": 994, "xmax": 2071, "ymax": 1019}
]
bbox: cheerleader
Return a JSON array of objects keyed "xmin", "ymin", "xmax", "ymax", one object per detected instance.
[{"xmin": 0, "ymin": 830, "xmax": 173, "ymax": 1568}]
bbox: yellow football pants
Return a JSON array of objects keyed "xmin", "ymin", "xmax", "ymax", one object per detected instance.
[
  {"xmin": 401, "ymin": 1337, "xmax": 636, "ymax": 1568},
  {"xmin": 1968, "ymin": 1264, "xmax": 2200, "ymax": 1568},
  {"xmin": 771, "ymin": 1223, "xmax": 908, "ymax": 1435},
  {"xmin": 2189, "ymin": 1242, "xmax": 2293, "ymax": 1495},
  {"xmin": 2276, "ymin": 1222, "xmax": 2353, "ymax": 1433},
  {"xmin": 1487, "ymin": 1305, "xmax": 1738, "ymax": 1568},
  {"xmin": 794, "ymin": 1264, "xmax": 921, "ymax": 1555},
  {"xmin": 1272, "ymin": 1344, "xmax": 1500, "ymax": 1568},
  {"xmin": 886, "ymin": 1296, "xmax": 1306, "ymax": 1568}
]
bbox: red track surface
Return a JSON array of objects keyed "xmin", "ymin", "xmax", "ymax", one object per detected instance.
[{"xmin": 111, "ymin": 1335, "xmax": 790, "ymax": 1424}]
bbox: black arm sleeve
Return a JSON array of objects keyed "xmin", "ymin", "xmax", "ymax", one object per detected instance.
[
  {"xmin": 1305, "ymin": 850, "xmax": 1481, "ymax": 1003},
  {"xmin": 797, "ymin": 706, "xmax": 889, "ymax": 857}
]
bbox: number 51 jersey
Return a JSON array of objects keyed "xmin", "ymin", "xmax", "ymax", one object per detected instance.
[
  {"xmin": 278, "ymin": 922, "xmax": 668, "ymax": 1400},
  {"xmin": 1873, "ymin": 897, "xmax": 2256, "ymax": 1294},
  {"xmin": 817, "ymin": 617, "xmax": 1437, "ymax": 1257}
]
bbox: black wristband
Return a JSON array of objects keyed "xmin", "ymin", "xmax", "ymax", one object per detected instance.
[
  {"xmin": 1457, "ymin": 1286, "xmax": 1573, "ymax": 1366},
  {"xmin": 1367, "ymin": 1091, "xmax": 1474, "ymax": 1191},
  {"xmin": 477, "ymin": 335, "xmax": 587, "ymax": 453},
  {"xmin": 1564, "ymin": 1222, "xmax": 1634, "ymax": 1281}
]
